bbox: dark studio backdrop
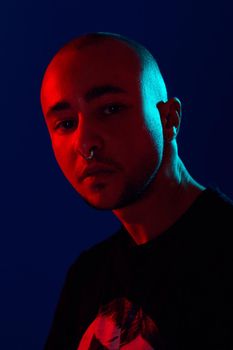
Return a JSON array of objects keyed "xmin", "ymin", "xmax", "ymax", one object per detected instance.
[{"xmin": 1, "ymin": 1, "xmax": 233, "ymax": 349}]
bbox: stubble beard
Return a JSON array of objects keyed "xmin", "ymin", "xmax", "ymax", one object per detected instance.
[{"xmin": 78, "ymin": 157, "xmax": 161, "ymax": 211}]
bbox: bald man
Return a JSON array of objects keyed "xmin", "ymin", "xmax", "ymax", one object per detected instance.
[{"xmin": 40, "ymin": 32, "xmax": 233, "ymax": 350}]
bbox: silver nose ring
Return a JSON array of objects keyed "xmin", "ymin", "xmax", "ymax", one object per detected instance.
[{"xmin": 85, "ymin": 148, "xmax": 94, "ymax": 160}]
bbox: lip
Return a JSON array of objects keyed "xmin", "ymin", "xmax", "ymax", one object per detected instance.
[{"xmin": 79, "ymin": 166, "xmax": 115, "ymax": 182}]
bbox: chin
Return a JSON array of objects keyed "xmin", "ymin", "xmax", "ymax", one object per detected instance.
[
  {"xmin": 76, "ymin": 186, "xmax": 119, "ymax": 211},
  {"xmin": 82, "ymin": 197, "xmax": 119, "ymax": 211},
  {"xmin": 75, "ymin": 175, "xmax": 149, "ymax": 211},
  {"xmin": 82, "ymin": 189, "xmax": 143, "ymax": 211},
  {"xmin": 74, "ymin": 176, "xmax": 124, "ymax": 210}
]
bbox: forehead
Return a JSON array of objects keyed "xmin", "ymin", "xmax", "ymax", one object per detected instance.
[{"xmin": 40, "ymin": 40, "xmax": 142, "ymax": 112}]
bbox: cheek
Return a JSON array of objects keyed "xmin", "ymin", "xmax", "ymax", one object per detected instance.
[
  {"xmin": 51, "ymin": 138, "xmax": 76, "ymax": 178},
  {"xmin": 131, "ymin": 127, "xmax": 163, "ymax": 181},
  {"xmin": 125, "ymin": 120, "xmax": 163, "ymax": 160},
  {"xmin": 141, "ymin": 121, "xmax": 164, "ymax": 165},
  {"xmin": 115, "ymin": 127, "xmax": 162, "ymax": 185}
]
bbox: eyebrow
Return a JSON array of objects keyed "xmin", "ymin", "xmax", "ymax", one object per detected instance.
[
  {"xmin": 46, "ymin": 84, "xmax": 127, "ymax": 117},
  {"xmin": 47, "ymin": 101, "xmax": 70, "ymax": 116},
  {"xmin": 84, "ymin": 84, "xmax": 126, "ymax": 102}
]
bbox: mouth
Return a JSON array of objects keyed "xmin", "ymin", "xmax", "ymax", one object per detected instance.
[{"xmin": 83, "ymin": 170, "xmax": 115, "ymax": 182}]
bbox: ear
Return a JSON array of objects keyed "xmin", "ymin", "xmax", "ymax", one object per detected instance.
[{"xmin": 157, "ymin": 97, "xmax": 182, "ymax": 142}]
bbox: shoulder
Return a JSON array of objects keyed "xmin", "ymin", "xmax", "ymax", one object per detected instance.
[
  {"xmin": 192, "ymin": 187, "xmax": 233, "ymax": 249},
  {"xmin": 207, "ymin": 186, "xmax": 233, "ymax": 207},
  {"xmin": 196, "ymin": 187, "xmax": 233, "ymax": 264},
  {"xmin": 198, "ymin": 187, "xmax": 233, "ymax": 226}
]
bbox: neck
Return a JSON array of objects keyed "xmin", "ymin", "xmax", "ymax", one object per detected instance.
[{"xmin": 112, "ymin": 157, "xmax": 205, "ymax": 245}]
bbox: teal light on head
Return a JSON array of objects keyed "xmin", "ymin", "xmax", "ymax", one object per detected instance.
[{"xmin": 140, "ymin": 53, "xmax": 167, "ymax": 145}]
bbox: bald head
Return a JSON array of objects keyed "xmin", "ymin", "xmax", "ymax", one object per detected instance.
[{"xmin": 41, "ymin": 32, "xmax": 168, "ymax": 108}]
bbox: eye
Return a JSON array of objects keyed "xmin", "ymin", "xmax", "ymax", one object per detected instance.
[
  {"xmin": 54, "ymin": 119, "xmax": 77, "ymax": 132},
  {"xmin": 102, "ymin": 103, "xmax": 125, "ymax": 115}
]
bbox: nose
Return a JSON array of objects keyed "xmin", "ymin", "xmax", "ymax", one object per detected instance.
[{"xmin": 73, "ymin": 113, "xmax": 103, "ymax": 159}]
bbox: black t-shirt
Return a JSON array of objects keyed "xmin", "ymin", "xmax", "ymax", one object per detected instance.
[{"xmin": 44, "ymin": 188, "xmax": 233, "ymax": 349}]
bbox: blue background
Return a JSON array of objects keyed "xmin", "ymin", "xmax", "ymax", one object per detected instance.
[{"xmin": 1, "ymin": 1, "xmax": 233, "ymax": 349}]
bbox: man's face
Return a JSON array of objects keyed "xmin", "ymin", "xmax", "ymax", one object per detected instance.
[{"xmin": 40, "ymin": 40, "xmax": 164, "ymax": 210}]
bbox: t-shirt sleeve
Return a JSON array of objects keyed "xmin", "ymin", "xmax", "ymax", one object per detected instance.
[{"xmin": 43, "ymin": 251, "xmax": 87, "ymax": 350}]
